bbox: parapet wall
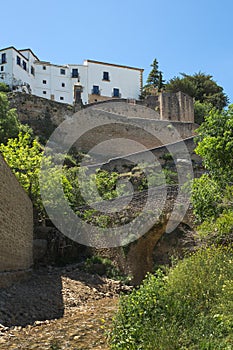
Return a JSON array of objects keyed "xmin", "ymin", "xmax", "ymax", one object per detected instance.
[
  {"xmin": 70, "ymin": 104, "xmax": 197, "ymax": 157},
  {"xmin": 7, "ymin": 93, "xmax": 196, "ymax": 158},
  {"xmin": 0, "ymin": 154, "xmax": 33, "ymax": 288}
]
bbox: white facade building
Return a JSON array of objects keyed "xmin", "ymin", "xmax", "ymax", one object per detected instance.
[{"xmin": 0, "ymin": 46, "xmax": 143, "ymax": 105}]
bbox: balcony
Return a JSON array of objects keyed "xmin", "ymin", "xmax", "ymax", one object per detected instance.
[
  {"xmin": 112, "ymin": 91, "xmax": 121, "ymax": 98},
  {"xmin": 71, "ymin": 72, "xmax": 79, "ymax": 79}
]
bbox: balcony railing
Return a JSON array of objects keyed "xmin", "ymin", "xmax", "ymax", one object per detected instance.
[
  {"xmin": 71, "ymin": 73, "xmax": 79, "ymax": 78},
  {"xmin": 112, "ymin": 92, "xmax": 121, "ymax": 98}
]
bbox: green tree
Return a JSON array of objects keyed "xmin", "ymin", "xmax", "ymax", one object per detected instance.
[
  {"xmin": 0, "ymin": 92, "xmax": 20, "ymax": 144},
  {"xmin": 191, "ymin": 105, "xmax": 233, "ymax": 244},
  {"xmin": 195, "ymin": 105, "xmax": 233, "ymax": 184},
  {"xmin": 0, "ymin": 132, "xmax": 43, "ymax": 207},
  {"xmin": 0, "ymin": 132, "xmax": 74, "ymax": 215},
  {"xmin": 146, "ymin": 59, "xmax": 160, "ymax": 87},
  {"xmin": 142, "ymin": 59, "xmax": 165, "ymax": 97},
  {"xmin": 193, "ymin": 100, "xmax": 212, "ymax": 125}
]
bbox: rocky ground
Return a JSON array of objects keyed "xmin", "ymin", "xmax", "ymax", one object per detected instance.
[{"xmin": 0, "ymin": 264, "xmax": 132, "ymax": 349}]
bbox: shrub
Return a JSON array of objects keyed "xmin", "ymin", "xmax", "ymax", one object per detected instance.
[
  {"xmin": 84, "ymin": 255, "xmax": 130, "ymax": 282},
  {"xmin": 109, "ymin": 246, "xmax": 233, "ymax": 349}
]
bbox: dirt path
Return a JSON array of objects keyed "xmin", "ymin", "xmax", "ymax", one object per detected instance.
[{"xmin": 0, "ymin": 265, "xmax": 130, "ymax": 349}]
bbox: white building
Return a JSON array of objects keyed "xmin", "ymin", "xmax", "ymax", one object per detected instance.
[{"xmin": 0, "ymin": 46, "xmax": 143, "ymax": 105}]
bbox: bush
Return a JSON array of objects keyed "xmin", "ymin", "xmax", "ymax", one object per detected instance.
[
  {"xmin": 84, "ymin": 255, "xmax": 129, "ymax": 282},
  {"xmin": 0, "ymin": 82, "xmax": 10, "ymax": 92},
  {"xmin": 109, "ymin": 246, "xmax": 233, "ymax": 349}
]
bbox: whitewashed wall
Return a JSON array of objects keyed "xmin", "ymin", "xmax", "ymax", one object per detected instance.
[
  {"xmin": 0, "ymin": 47, "xmax": 143, "ymax": 105},
  {"xmin": 86, "ymin": 61, "xmax": 142, "ymax": 101}
]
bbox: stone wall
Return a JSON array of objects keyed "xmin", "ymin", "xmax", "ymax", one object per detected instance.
[
  {"xmin": 139, "ymin": 92, "xmax": 194, "ymax": 123},
  {"xmin": 8, "ymin": 92, "xmax": 77, "ymax": 142},
  {"xmin": 7, "ymin": 93, "xmax": 197, "ymax": 158},
  {"xmin": 69, "ymin": 106, "xmax": 197, "ymax": 158},
  {"xmin": 159, "ymin": 92, "xmax": 194, "ymax": 122},
  {"xmin": 0, "ymin": 154, "xmax": 33, "ymax": 288}
]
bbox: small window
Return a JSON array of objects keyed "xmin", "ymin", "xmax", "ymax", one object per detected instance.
[
  {"xmin": 72, "ymin": 68, "xmax": 79, "ymax": 78},
  {"xmin": 103, "ymin": 71, "xmax": 109, "ymax": 81},
  {"xmin": 62, "ymin": 83, "xmax": 65, "ymax": 87},
  {"xmin": 92, "ymin": 85, "xmax": 100, "ymax": 95},
  {"xmin": 43, "ymin": 80, "xmax": 47, "ymax": 84},
  {"xmin": 43, "ymin": 91, "xmax": 46, "ymax": 94},
  {"xmin": 23, "ymin": 61, "xmax": 27, "ymax": 71},
  {"xmin": 60, "ymin": 68, "xmax": 66, "ymax": 75},
  {"xmin": 113, "ymin": 88, "xmax": 120, "ymax": 97},
  {"xmin": 31, "ymin": 66, "xmax": 35, "ymax": 75},
  {"xmin": 43, "ymin": 65, "xmax": 46, "ymax": 70},
  {"xmin": 60, "ymin": 96, "xmax": 64, "ymax": 101},
  {"xmin": 1, "ymin": 66, "xmax": 4, "ymax": 72},
  {"xmin": 1, "ymin": 53, "xmax": 6, "ymax": 64},
  {"xmin": 17, "ymin": 56, "xmax": 21, "ymax": 66}
]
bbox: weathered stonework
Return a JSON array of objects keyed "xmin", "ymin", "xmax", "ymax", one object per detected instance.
[
  {"xmin": 138, "ymin": 91, "xmax": 194, "ymax": 123},
  {"xmin": 88, "ymin": 93, "xmax": 116, "ymax": 104},
  {"xmin": 8, "ymin": 92, "xmax": 77, "ymax": 142},
  {"xmin": 0, "ymin": 154, "xmax": 33, "ymax": 288},
  {"xmin": 159, "ymin": 91, "xmax": 194, "ymax": 122}
]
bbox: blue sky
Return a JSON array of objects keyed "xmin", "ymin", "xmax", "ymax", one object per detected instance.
[{"xmin": 2, "ymin": 0, "xmax": 233, "ymax": 102}]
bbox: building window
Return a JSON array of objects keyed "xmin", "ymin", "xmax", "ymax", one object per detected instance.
[
  {"xmin": 72, "ymin": 68, "xmax": 79, "ymax": 78},
  {"xmin": 103, "ymin": 71, "xmax": 109, "ymax": 81},
  {"xmin": 17, "ymin": 56, "xmax": 21, "ymax": 66},
  {"xmin": 113, "ymin": 88, "xmax": 120, "ymax": 97},
  {"xmin": 60, "ymin": 96, "xmax": 64, "ymax": 101},
  {"xmin": 60, "ymin": 68, "xmax": 66, "ymax": 75},
  {"xmin": 1, "ymin": 66, "xmax": 4, "ymax": 72},
  {"xmin": 31, "ymin": 66, "xmax": 35, "ymax": 75},
  {"xmin": 92, "ymin": 85, "xmax": 100, "ymax": 95},
  {"xmin": 43, "ymin": 66, "xmax": 46, "ymax": 70},
  {"xmin": 43, "ymin": 91, "xmax": 46, "ymax": 94},
  {"xmin": 1, "ymin": 53, "xmax": 6, "ymax": 64},
  {"xmin": 43, "ymin": 80, "xmax": 47, "ymax": 84},
  {"xmin": 62, "ymin": 83, "xmax": 65, "ymax": 87},
  {"xmin": 23, "ymin": 61, "xmax": 27, "ymax": 71}
]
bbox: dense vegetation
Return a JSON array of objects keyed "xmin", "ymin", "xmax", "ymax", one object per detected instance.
[
  {"xmin": 191, "ymin": 105, "xmax": 233, "ymax": 246},
  {"xmin": 109, "ymin": 104, "xmax": 233, "ymax": 349},
  {"xmin": 110, "ymin": 247, "xmax": 233, "ymax": 349}
]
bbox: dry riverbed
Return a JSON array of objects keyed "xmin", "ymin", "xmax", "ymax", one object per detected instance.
[{"xmin": 0, "ymin": 265, "xmax": 132, "ymax": 349}]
